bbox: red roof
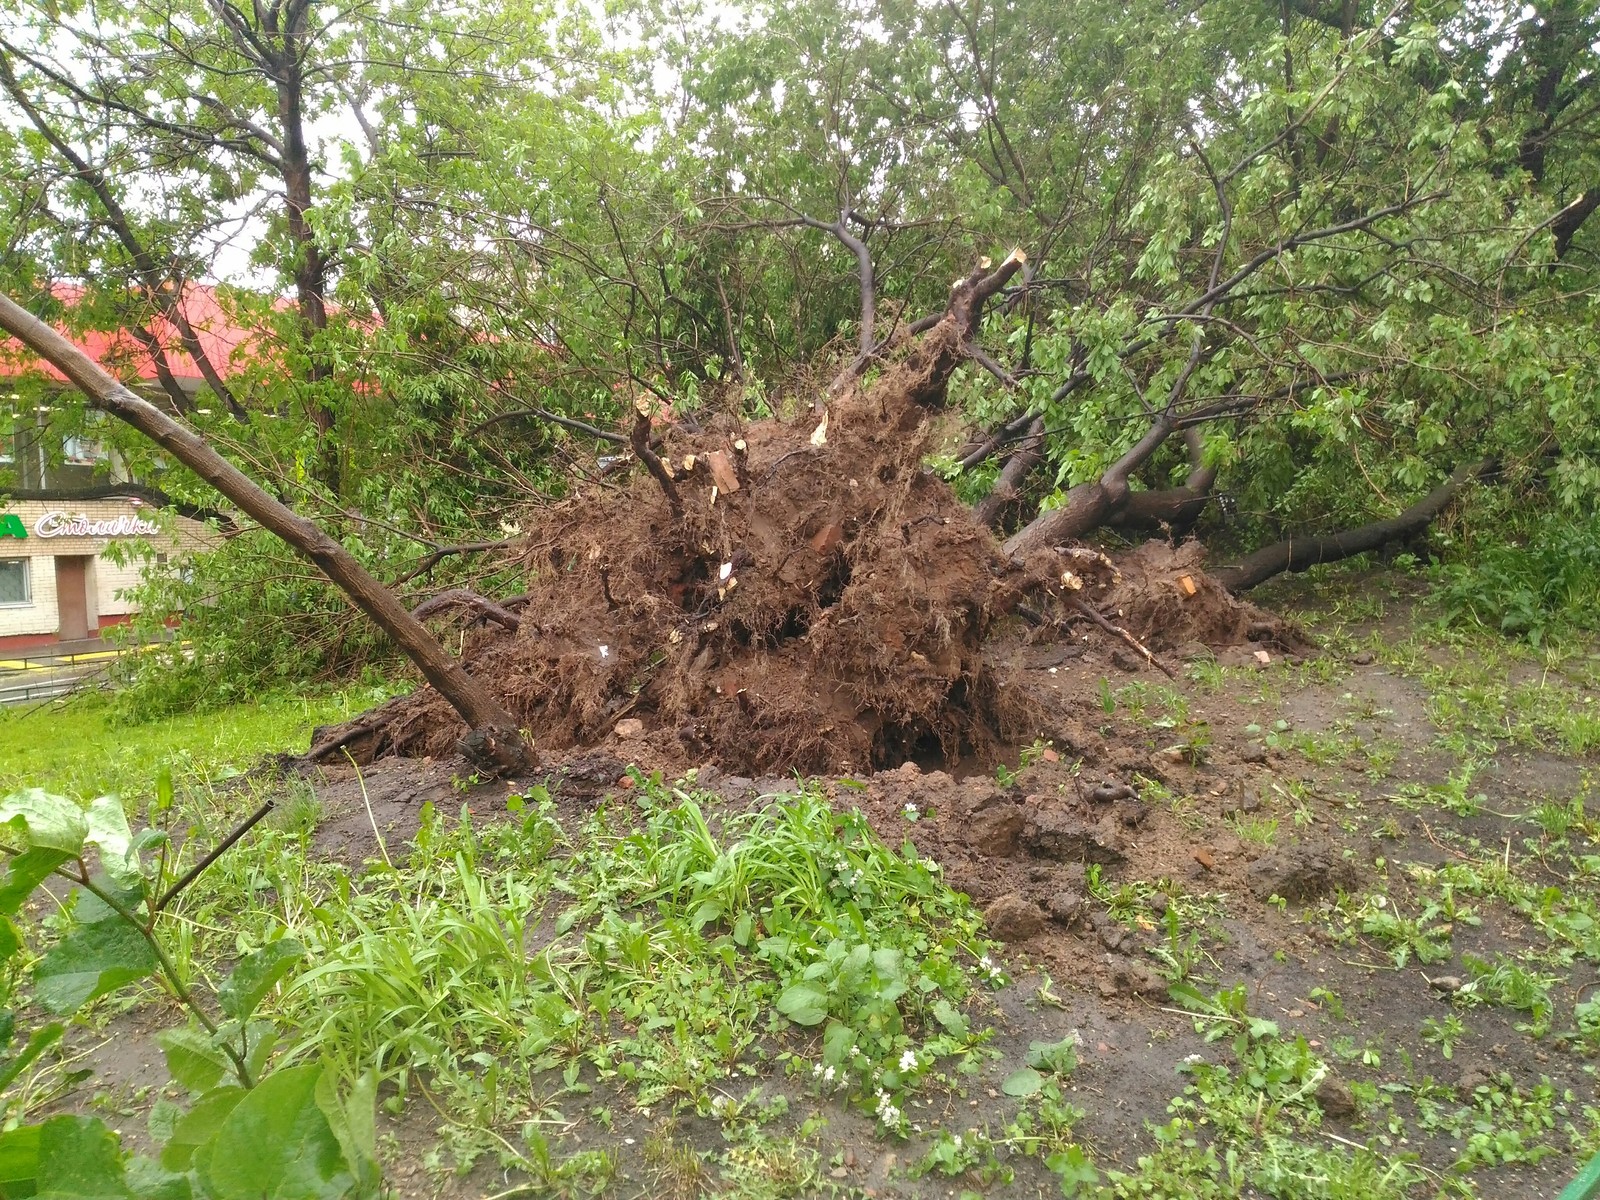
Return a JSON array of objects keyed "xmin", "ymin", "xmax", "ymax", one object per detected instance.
[{"xmin": 1, "ymin": 283, "xmax": 271, "ymax": 386}]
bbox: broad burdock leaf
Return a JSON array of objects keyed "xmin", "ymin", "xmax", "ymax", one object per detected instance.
[
  {"xmin": 1001, "ymin": 1066, "xmax": 1043, "ymax": 1097},
  {"xmin": 33, "ymin": 919, "xmax": 158, "ymax": 1015},
  {"xmin": 775, "ymin": 982, "xmax": 830, "ymax": 1026}
]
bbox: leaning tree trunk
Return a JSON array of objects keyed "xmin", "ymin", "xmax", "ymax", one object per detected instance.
[{"xmin": 0, "ymin": 292, "xmax": 531, "ymax": 774}]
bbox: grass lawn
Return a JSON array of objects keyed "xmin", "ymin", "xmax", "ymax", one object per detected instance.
[{"xmin": 0, "ymin": 686, "xmax": 385, "ymax": 803}]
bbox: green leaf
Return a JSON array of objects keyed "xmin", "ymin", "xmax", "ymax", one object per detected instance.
[
  {"xmin": 154, "ymin": 768, "xmax": 174, "ymax": 816},
  {"xmin": 0, "ymin": 1115, "xmax": 132, "ymax": 1198},
  {"xmin": 1046, "ymin": 1145, "xmax": 1100, "ymax": 1196},
  {"xmin": 1001, "ymin": 1067, "xmax": 1043, "ymax": 1097},
  {"xmin": 218, "ymin": 940, "xmax": 305, "ymax": 1021},
  {"xmin": 86, "ymin": 797, "xmax": 140, "ymax": 889},
  {"xmin": 33, "ymin": 919, "xmax": 158, "ymax": 1016},
  {"xmin": 0, "ymin": 847, "xmax": 71, "ymax": 915},
  {"xmin": 74, "ymin": 875, "xmax": 146, "ymax": 927},
  {"xmin": 1026, "ymin": 1037, "xmax": 1080, "ymax": 1076},
  {"xmin": 775, "ymin": 983, "xmax": 830, "ymax": 1027},
  {"xmin": 315, "ymin": 1070, "xmax": 380, "ymax": 1194},
  {"xmin": 126, "ymin": 1155, "xmax": 193, "ymax": 1200},
  {"xmin": 0, "ymin": 1022, "xmax": 65, "ymax": 1093},
  {"xmin": 160, "ymin": 1087, "xmax": 245, "ymax": 1171},
  {"xmin": 199, "ymin": 1065, "xmax": 354, "ymax": 1200},
  {"xmin": 931, "ymin": 999, "xmax": 968, "ymax": 1037},
  {"xmin": 0, "ymin": 1121, "xmax": 39, "ymax": 1190},
  {"xmin": 0, "ymin": 790, "xmax": 88, "ymax": 854},
  {"xmin": 157, "ymin": 1027, "xmax": 233, "ymax": 1096},
  {"xmin": 822, "ymin": 1020, "xmax": 855, "ymax": 1065}
]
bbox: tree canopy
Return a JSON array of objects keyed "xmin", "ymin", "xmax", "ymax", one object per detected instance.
[{"xmin": 2, "ymin": 0, "xmax": 1597, "ymax": 693}]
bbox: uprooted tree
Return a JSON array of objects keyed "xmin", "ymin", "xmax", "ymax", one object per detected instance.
[
  {"xmin": 302, "ymin": 251, "xmax": 1312, "ymax": 775},
  {"xmin": 0, "ymin": 0, "xmax": 1596, "ymax": 711}
]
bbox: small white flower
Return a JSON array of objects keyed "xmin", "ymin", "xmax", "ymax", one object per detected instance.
[
  {"xmin": 952, "ymin": 1134, "xmax": 963, "ymax": 1147},
  {"xmin": 899, "ymin": 1050, "xmax": 918, "ymax": 1072},
  {"xmin": 979, "ymin": 955, "xmax": 994, "ymax": 970},
  {"xmin": 598, "ymin": 644, "xmax": 610, "ymax": 660},
  {"xmin": 903, "ymin": 802, "xmax": 919, "ymax": 819},
  {"xmin": 812, "ymin": 1062, "xmax": 824, "ymax": 1078},
  {"xmin": 1183, "ymin": 1053, "xmax": 1206, "ymax": 1065},
  {"xmin": 823, "ymin": 1065, "xmax": 835, "ymax": 1084}
]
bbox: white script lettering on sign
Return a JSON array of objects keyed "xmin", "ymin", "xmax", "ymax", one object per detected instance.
[{"xmin": 34, "ymin": 510, "xmax": 161, "ymax": 538}]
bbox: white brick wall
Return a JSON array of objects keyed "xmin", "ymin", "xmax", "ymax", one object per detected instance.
[{"xmin": 0, "ymin": 499, "xmax": 217, "ymax": 640}]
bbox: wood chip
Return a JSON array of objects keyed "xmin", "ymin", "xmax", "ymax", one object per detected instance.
[
  {"xmin": 706, "ymin": 449, "xmax": 741, "ymax": 492},
  {"xmin": 1253, "ymin": 649, "xmax": 1272, "ymax": 664},
  {"xmin": 809, "ymin": 521, "xmax": 844, "ymax": 554},
  {"xmin": 1179, "ymin": 575, "xmax": 1198, "ymax": 597},
  {"xmin": 1192, "ymin": 847, "xmax": 1216, "ymax": 871}
]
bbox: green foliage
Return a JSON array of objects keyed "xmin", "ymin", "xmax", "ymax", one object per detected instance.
[
  {"xmin": 284, "ymin": 780, "xmax": 996, "ymax": 1140},
  {"xmin": 0, "ymin": 786, "xmax": 376, "ymax": 1197},
  {"xmin": 1434, "ymin": 509, "xmax": 1600, "ymax": 645}
]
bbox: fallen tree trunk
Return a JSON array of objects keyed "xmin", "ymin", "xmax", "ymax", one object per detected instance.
[
  {"xmin": 1214, "ymin": 459, "xmax": 1492, "ymax": 592},
  {"xmin": 0, "ymin": 291, "xmax": 532, "ymax": 775}
]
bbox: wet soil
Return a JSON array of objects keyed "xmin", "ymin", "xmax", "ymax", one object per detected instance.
[{"xmin": 277, "ymin": 599, "xmax": 1598, "ymax": 1198}]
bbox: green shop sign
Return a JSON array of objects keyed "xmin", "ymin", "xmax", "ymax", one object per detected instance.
[{"xmin": 0, "ymin": 514, "xmax": 24, "ymax": 538}]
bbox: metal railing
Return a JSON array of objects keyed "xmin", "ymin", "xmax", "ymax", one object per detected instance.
[{"xmin": 0, "ymin": 638, "xmax": 183, "ymax": 706}]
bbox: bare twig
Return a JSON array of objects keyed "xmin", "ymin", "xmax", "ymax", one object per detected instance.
[{"xmin": 1070, "ymin": 598, "xmax": 1175, "ymax": 678}]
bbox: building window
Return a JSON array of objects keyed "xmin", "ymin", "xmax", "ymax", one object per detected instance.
[
  {"xmin": 62, "ymin": 435, "xmax": 105, "ymax": 466},
  {"xmin": 0, "ymin": 559, "xmax": 29, "ymax": 606}
]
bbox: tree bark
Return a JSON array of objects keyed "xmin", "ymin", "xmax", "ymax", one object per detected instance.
[
  {"xmin": 1002, "ymin": 414, "xmax": 1178, "ymax": 557},
  {"xmin": 974, "ymin": 415, "xmax": 1045, "ymax": 529},
  {"xmin": 1213, "ymin": 459, "xmax": 1491, "ymax": 592},
  {"xmin": 1108, "ymin": 426, "xmax": 1218, "ymax": 535},
  {"xmin": 0, "ymin": 291, "xmax": 531, "ymax": 774}
]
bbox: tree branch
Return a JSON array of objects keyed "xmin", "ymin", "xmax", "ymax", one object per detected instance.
[{"xmin": 1214, "ymin": 459, "xmax": 1492, "ymax": 592}]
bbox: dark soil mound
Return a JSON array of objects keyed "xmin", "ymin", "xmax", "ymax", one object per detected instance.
[{"xmin": 315, "ymin": 313, "xmax": 1303, "ymax": 776}]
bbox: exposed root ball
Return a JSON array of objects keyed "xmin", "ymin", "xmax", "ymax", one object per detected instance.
[{"xmin": 317, "ymin": 320, "xmax": 1306, "ymax": 776}]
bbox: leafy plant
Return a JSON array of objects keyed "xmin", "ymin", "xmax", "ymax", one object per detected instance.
[{"xmin": 0, "ymin": 787, "xmax": 378, "ymax": 1197}]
